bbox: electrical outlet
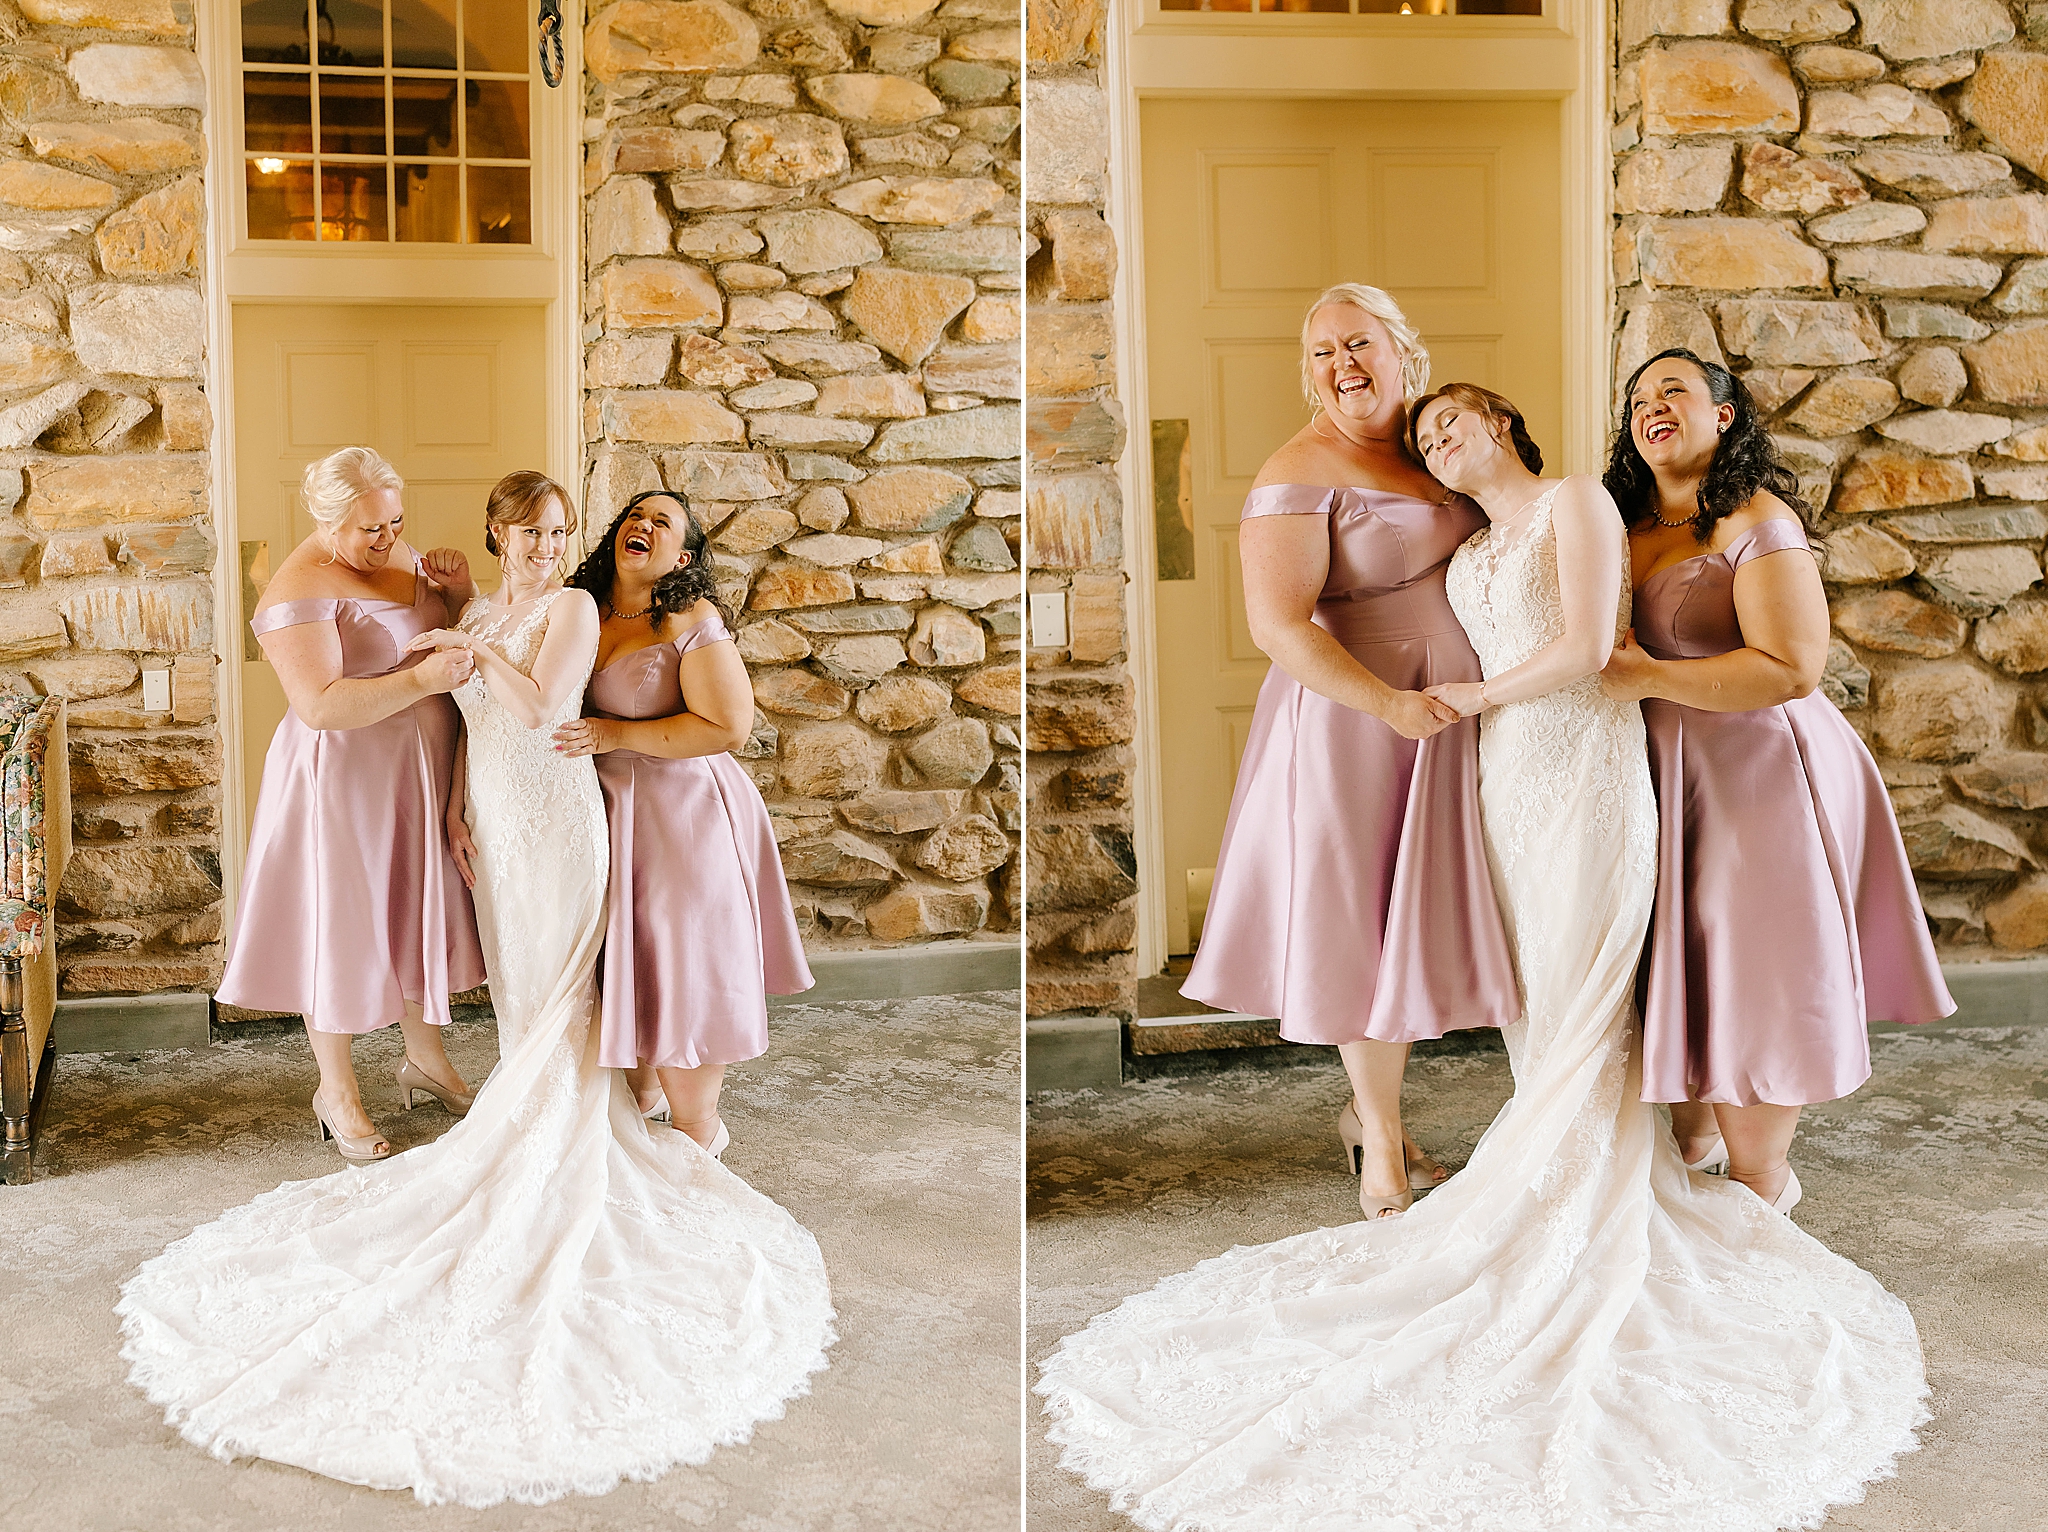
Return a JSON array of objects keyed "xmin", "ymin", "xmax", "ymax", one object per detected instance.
[
  {"xmin": 141, "ymin": 667, "xmax": 171, "ymax": 712},
  {"xmin": 1029, "ymin": 591, "xmax": 1068, "ymax": 648}
]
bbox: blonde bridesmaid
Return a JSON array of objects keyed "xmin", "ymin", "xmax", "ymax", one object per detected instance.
[{"xmin": 217, "ymin": 447, "xmax": 488, "ymax": 1162}]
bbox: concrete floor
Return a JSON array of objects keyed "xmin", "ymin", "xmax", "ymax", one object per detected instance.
[
  {"xmin": 1027, "ymin": 1025, "xmax": 2048, "ymax": 1531},
  {"xmin": 0, "ymin": 990, "xmax": 1021, "ymax": 1532}
]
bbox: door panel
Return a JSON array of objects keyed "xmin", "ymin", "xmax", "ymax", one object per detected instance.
[
  {"xmin": 1143, "ymin": 97, "xmax": 1562, "ymax": 954},
  {"xmin": 232, "ymin": 303, "xmax": 546, "ymax": 842}
]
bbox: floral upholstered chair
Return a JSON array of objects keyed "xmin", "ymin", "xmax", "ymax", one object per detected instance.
[{"xmin": 0, "ymin": 693, "xmax": 67, "ymax": 1185}]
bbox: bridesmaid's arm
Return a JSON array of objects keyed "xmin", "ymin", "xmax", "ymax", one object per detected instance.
[
  {"xmin": 555, "ymin": 639, "xmax": 753, "ymax": 759},
  {"xmin": 264, "ymin": 619, "xmax": 469, "ymax": 731},
  {"xmin": 1601, "ymin": 544, "xmax": 1828, "ymax": 711},
  {"xmin": 417, "ymin": 545, "xmax": 480, "ymax": 614},
  {"xmin": 1437, "ymin": 476, "xmax": 1623, "ymax": 714},
  {"xmin": 446, "ymin": 729, "xmax": 478, "ymax": 890},
  {"xmin": 1241, "ymin": 515, "xmax": 1457, "ymax": 741}
]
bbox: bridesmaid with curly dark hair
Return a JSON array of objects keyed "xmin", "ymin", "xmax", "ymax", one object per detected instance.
[
  {"xmin": 555, "ymin": 490, "xmax": 812, "ymax": 1156},
  {"xmin": 1599, "ymin": 348, "xmax": 1953, "ymax": 1212}
]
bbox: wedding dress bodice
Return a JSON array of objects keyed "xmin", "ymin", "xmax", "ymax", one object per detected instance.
[{"xmin": 453, "ymin": 592, "xmax": 608, "ymax": 1048}]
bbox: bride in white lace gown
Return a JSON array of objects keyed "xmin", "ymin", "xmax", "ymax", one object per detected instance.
[
  {"xmin": 1036, "ymin": 388, "xmax": 1925, "ymax": 1532},
  {"xmin": 118, "ymin": 476, "xmax": 833, "ymax": 1508}
]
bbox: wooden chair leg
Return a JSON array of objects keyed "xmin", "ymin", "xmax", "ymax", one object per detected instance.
[{"xmin": 0, "ymin": 959, "xmax": 28, "ymax": 1185}]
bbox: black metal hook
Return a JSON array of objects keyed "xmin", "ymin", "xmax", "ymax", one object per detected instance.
[{"xmin": 538, "ymin": 0, "xmax": 564, "ymax": 87}]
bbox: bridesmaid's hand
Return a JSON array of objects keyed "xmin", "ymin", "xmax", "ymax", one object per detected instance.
[
  {"xmin": 419, "ymin": 546, "xmax": 474, "ymax": 598},
  {"xmin": 1421, "ymin": 682, "xmax": 1487, "ymax": 721},
  {"xmin": 1598, "ymin": 630, "xmax": 1660, "ymax": 703},
  {"xmin": 412, "ymin": 646, "xmax": 475, "ymax": 695},
  {"xmin": 553, "ymin": 717, "xmax": 616, "ymax": 757},
  {"xmin": 1384, "ymin": 689, "xmax": 1461, "ymax": 738},
  {"xmin": 447, "ymin": 810, "xmax": 479, "ymax": 891}
]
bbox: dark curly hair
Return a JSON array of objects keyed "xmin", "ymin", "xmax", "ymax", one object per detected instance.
[
  {"xmin": 567, "ymin": 489, "xmax": 730, "ymax": 629},
  {"xmin": 1605, "ymin": 348, "xmax": 1806, "ymax": 543},
  {"xmin": 1408, "ymin": 381, "xmax": 1545, "ymax": 473}
]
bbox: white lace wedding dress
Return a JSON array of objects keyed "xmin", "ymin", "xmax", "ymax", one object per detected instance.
[
  {"xmin": 118, "ymin": 591, "xmax": 834, "ymax": 1507},
  {"xmin": 1037, "ymin": 485, "xmax": 1927, "ymax": 1532}
]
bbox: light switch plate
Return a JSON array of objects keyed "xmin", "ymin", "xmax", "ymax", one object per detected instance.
[
  {"xmin": 1029, "ymin": 591, "xmax": 1067, "ymax": 648},
  {"xmin": 141, "ymin": 667, "xmax": 170, "ymax": 711}
]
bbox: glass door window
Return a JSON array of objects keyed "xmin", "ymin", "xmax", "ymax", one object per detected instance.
[{"xmin": 241, "ymin": 0, "xmax": 532, "ymax": 245}]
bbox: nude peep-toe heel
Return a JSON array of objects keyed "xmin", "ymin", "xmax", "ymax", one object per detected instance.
[
  {"xmin": 1682, "ymin": 1134, "xmax": 1730, "ymax": 1176},
  {"xmin": 1338, "ymin": 1099, "xmax": 1445, "ymax": 1194},
  {"xmin": 1337, "ymin": 1101, "xmax": 1415, "ymax": 1219},
  {"xmin": 313, "ymin": 1091, "xmax": 391, "ymax": 1164},
  {"xmin": 395, "ymin": 1057, "xmax": 475, "ymax": 1117}
]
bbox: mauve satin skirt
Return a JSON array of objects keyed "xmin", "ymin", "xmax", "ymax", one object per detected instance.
[
  {"xmin": 1639, "ymin": 692, "xmax": 1954, "ymax": 1106},
  {"xmin": 218, "ymin": 697, "xmax": 487, "ymax": 1032},
  {"xmin": 593, "ymin": 749, "xmax": 813, "ymax": 1071},
  {"xmin": 1183, "ymin": 607, "xmax": 1519, "ymax": 1046}
]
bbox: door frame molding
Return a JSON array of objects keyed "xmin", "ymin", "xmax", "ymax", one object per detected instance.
[
  {"xmin": 1108, "ymin": 0, "xmax": 1611, "ymax": 981},
  {"xmin": 199, "ymin": 5, "xmax": 584, "ymax": 920}
]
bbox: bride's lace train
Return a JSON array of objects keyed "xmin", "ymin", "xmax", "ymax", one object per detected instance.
[
  {"xmin": 1038, "ymin": 489, "xmax": 1926, "ymax": 1532},
  {"xmin": 118, "ymin": 592, "xmax": 834, "ymax": 1507}
]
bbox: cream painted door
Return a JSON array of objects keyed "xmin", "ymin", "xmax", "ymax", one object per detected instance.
[
  {"xmin": 232, "ymin": 303, "xmax": 546, "ymax": 840},
  {"xmin": 1143, "ymin": 97, "xmax": 1563, "ymax": 955}
]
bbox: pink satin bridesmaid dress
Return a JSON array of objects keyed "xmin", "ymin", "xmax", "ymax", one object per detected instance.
[
  {"xmin": 1635, "ymin": 517, "xmax": 1955, "ymax": 1105},
  {"xmin": 586, "ymin": 612, "xmax": 812, "ymax": 1070},
  {"xmin": 218, "ymin": 566, "xmax": 486, "ymax": 1031},
  {"xmin": 1183, "ymin": 484, "xmax": 1520, "ymax": 1044}
]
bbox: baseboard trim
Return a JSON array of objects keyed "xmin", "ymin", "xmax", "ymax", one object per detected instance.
[
  {"xmin": 1026, "ymin": 1013, "xmax": 1123, "ymax": 1092},
  {"xmin": 1037, "ymin": 958, "xmax": 2048, "ymax": 1087},
  {"xmin": 773, "ymin": 940, "xmax": 1021, "ymax": 1008},
  {"xmin": 56, "ymin": 993, "xmax": 212, "ymax": 1056},
  {"xmin": 62, "ymin": 942, "xmax": 1020, "ymax": 1058},
  {"xmin": 1876, "ymin": 957, "xmax": 2048, "ymax": 1032}
]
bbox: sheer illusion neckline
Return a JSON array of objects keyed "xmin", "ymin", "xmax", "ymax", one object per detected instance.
[{"xmin": 1464, "ymin": 482, "xmax": 1562, "ymax": 610}]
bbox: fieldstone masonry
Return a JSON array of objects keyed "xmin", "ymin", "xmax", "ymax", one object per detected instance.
[
  {"xmin": 1614, "ymin": 0, "xmax": 2048, "ymax": 952},
  {"xmin": 0, "ymin": 0, "xmax": 221, "ymax": 996},
  {"xmin": 0, "ymin": 0, "xmax": 1022, "ymax": 1006},
  {"xmin": 1022, "ymin": 0, "xmax": 1136, "ymax": 1017},
  {"xmin": 582, "ymin": 0, "xmax": 1023, "ymax": 952}
]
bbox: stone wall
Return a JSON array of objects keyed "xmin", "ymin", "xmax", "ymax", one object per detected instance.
[
  {"xmin": 582, "ymin": 0, "xmax": 1022, "ymax": 951},
  {"xmin": 0, "ymin": 0, "xmax": 221, "ymax": 996},
  {"xmin": 1614, "ymin": 0, "xmax": 2048, "ymax": 952},
  {"xmin": 1021, "ymin": 0, "xmax": 1137, "ymax": 1016}
]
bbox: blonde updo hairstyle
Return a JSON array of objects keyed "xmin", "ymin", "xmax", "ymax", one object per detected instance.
[
  {"xmin": 1299, "ymin": 283, "xmax": 1431, "ymax": 412},
  {"xmin": 483, "ymin": 469, "xmax": 576, "ymax": 557},
  {"xmin": 301, "ymin": 446, "xmax": 404, "ymax": 537}
]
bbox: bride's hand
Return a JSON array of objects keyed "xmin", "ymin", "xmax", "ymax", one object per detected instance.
[
  {"xmin": 1421, "ymin": 682, "xmax": 1487, "ymax": 721},
  {"xmin": 406, "ymin": 627, "xmax": 473, "ymax": 654},
  {"xmin": 1384, "ymin": 689, "xmax": 1461, "ymax": 738},
  {"xmin": 412, "ymin": 647, "xmax": 474, "ymax": 695},
  {"xmin": 446, "ymin": 810, "xmax": 478, "ymax": 891},
  {"xmin": 1598, "ymin": 629, "xmax": 1659, "ymax": 703},
  {"xmin": 552, "ymin": 717, "xmax": 616, "ymax": 757}
]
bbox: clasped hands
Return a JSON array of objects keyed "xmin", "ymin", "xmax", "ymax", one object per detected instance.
[{"xmin": 404, "ymin": 627, "xmax": 477, "ymax": 692}]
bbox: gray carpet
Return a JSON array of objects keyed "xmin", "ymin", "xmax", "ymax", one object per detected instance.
[
  {"xmin": 0, "ymin": 991, "xmax": 1021, "ymax": 1532},
  {"xmin": 1027, "ymin": 1026, "xmax": 2048, "ymax": 1531}
]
